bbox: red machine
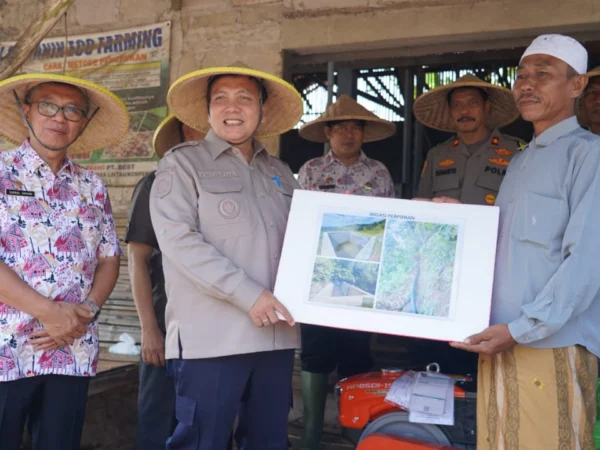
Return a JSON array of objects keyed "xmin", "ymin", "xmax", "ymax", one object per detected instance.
[
  {"xmin": 335, "ymin": 368, "xmax": 476, "ymax": 449},
  {"xmin": 358, "ymin": 433, "xmax": 463, "ymax": 450}
]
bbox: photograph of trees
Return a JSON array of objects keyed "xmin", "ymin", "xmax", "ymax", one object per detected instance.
[
  {"xmin": 376, "ymin": 220, "xmax": 458, "ymax": 317},
  {"xmin": 309, "ymin": 257, "xmax": 378, "ymax": 309}
]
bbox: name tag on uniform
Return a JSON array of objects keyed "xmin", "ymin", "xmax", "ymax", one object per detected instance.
[
  {"xmin": 435, "ymin": 168, "xmax": 457, "ymax": 176},
  {"xmin": 318, "ymin": 184, "xmax": 336, "ymax": 190},
  {"xmin": 198, "ymin": 170, "xmax": 237, "ymax": 178},
  {"xmin": 6, "ymin": 189, "xmax": 34, "ymax": 197}
]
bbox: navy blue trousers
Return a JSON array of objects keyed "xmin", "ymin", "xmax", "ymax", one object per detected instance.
[
  {"xmin": 0, "ymin": 374, "xmax": 90, "ymax": 450},
  {"xmin": 166, "ymin": 349, "xmax": 294, "ymax": 450},
  {"xmin": 137, "ymin": 358, "xmax": 177, "ymax": 450}
]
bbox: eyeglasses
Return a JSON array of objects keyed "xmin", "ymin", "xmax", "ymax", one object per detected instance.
[{"xmin": 29, "ymin": 101, "xmax": 87, "ymax": 122}]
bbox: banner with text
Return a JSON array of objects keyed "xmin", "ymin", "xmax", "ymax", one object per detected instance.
[{"xmin": 0, "ymin": 21, "xmax": 171, "ymax": 186}]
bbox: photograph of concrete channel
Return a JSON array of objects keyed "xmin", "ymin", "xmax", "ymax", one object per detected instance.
[{"xmin": 316, "ymin": 213, "xmax": 385, "ymax": 262}]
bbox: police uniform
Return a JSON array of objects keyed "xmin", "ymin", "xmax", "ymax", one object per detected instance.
[
  {"xmin": 418, "ymin": 130, "xmax": 523, "ymax": 205},
  {"xmin": 412, "ymin": 74, "xmax": 521, "ymax": 376}
]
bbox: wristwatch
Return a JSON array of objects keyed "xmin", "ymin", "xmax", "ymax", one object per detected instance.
[{"xmin": 85, "ymin": 299, "xmax": 101, "ymax": 322}]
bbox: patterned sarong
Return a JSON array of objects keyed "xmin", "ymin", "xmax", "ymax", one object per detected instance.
[{"xmin": 477, "ymin": 345, "xmax": 598, "ymax": 450}]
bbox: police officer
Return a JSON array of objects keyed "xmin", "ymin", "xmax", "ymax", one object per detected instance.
[
  {"xmin": 415, "ymin": 74, "xmax": 522, "ymax": 206},
  {"xmin": 578, "ymin": 65, "xmax": 600, "ymax": 135},
  {"xmin": 126, "ymin": 115, "xmax": 204, "ymax": 450},
  {"xmin": 412, "ymin": 74, "xmax": 521, "ymax": 376},
  {"xmin": 297, "ymin": 94, "xmax": 396, "ymax": 450},
  {"xmin": 149, "ymin": 63, "xmax": 303, "ymax": 450}
]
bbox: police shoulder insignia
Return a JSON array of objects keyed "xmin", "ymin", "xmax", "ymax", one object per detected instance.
[
  {"xmin": 491, "ymin": 136, "xmax": 500, "ymax": 146},
  {"xmin": 439, "ymin": 158, "xmax": 455, "ymax": 167},
  {"xmin": 494, "ymin": 148, "xmax": 514, "ymax": 157},
  {"xmin": 452, "ymin": 137, "xmax": 460, "ymax": 147},
  {"xmin": 485, "ymin": 194, "xmax": 496, "ymax": 205},
  {"xmin": 488, "ymin": 157, "xmax": 509, "ymax": 167}
]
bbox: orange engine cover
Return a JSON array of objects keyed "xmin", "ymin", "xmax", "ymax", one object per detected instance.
[
  {"xmin": 336, "ymin": 370, "xmax": 468, "ymax": 429},
  {"xmin": 357, "ymin": 433, "xmax": 462, "ymax": 450}
]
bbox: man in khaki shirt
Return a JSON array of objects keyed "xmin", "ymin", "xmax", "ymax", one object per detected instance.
[
  {"xmin": 149, "ymin": 64, "xmax": 304, "ymax": 450},
  {"xmin": 415, "ymin": 74, "xmax": 522, "ymax": 206}
]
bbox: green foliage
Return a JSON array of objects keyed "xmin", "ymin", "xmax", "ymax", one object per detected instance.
[
  {"xmin": 311, "ymin": 257, "xmax": 379, "ymax": 295},
  {"xmin": 352, "ymin": 261, "xmax": 378, "ymax": 294},
  {"xmin": 356, "ymin": 220, "xmax": 386, "ymax": 236},
  {"xmin": 378, "ymin": 220, "xmax": 458, "ymax": 299},
  {"xmin": 322, "ymin": 219, "xmax": 385, "ymax": 236},
  {"xmin": 331, "ymin": 260, "xmax": 355, "ymax": 285},
  {"xmin": 312, "ymin": 258, "xmax": 334, "ymax": 283}
]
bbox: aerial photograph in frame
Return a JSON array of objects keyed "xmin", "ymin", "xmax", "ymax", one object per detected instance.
[{"xmin": 375, "ymin": 219, "xmax": 459, "ymax": 317}]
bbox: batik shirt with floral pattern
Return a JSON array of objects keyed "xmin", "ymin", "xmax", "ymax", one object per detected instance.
[
  {"xmin": 0, "ymin": 140, "xmax": 121, "ymax": 381},
  {"xmin": 298, "ymin": 150, "xmax": 395, "ymax": 198}
]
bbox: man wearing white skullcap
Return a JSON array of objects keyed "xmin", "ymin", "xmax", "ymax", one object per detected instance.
[{"xmin": 450, "ymin": 34, "xmax": 600, "ymax": 449}]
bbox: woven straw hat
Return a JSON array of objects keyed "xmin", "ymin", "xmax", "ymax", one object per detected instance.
[
  {"xmin": 0, "ymin": 73, "xmax": 130, "ymax": 155},
  {"xmin": 413, "ymin": 74, "xmax": 519, "ymax": 132},
  {"xmin": 577, "ymin": 66, "xmax": 600, "ymax": 126},
  {"xmin": 152, "ymin": 114, "xmax": 206, "ymax": 158},
  {"xmin": 167, "ymin": 62, "xmax": 303, "ymax": 138},
  {"xmin": 299, "ymin": 94, "xmax": 396, "ymax": 143}
]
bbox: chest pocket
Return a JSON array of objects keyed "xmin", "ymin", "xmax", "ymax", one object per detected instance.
[
  {"xmin": 274, "ymin": 182, "xmax": 294, "ymax": 196},
  {"xmin": 511, "ymin": 191, "xmax": 567, "ymax": 248},
  {"xmin": 475, "ymin": 171, "xmax": 502, "ymax": 192},
  {"xmin": 432, "ymin": 173, "xmax": 460, "ymax": 193},
  {"xmin": 198, "ymin": 177, "xmax": 253, "ymax": 240}
]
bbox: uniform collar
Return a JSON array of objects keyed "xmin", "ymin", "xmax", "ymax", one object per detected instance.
[
  {"xmin": 19, "ymin": 139, "xmax": 74, "ymax": 176},
  {"xmin": 452, "ymin": 129, "xmax": 499, "ymax": 148},
  {"xmin": 323, "ymin": 149, "xmax": 368, "ymax": 166},
  {"xmin": 204, "ymin": 129, "xmax": 268, "ymax": 162},
  {"xmin": 532, "ymin": 116, "xmax": 580, "ymax": 148}
]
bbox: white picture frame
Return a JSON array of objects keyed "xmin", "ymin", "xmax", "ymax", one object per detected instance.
[{"xmin": 274, "ymin": 190, "xmax": 499, "ymax": 342}]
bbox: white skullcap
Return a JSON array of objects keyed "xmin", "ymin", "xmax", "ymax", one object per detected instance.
[{"xmin": 520, "ymin": 34, "xmax": 588, "ymax": 75}]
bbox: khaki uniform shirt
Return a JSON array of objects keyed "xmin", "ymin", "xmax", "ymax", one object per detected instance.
[
  {"xmin": 149, "ymin": 130, "xmax": 300, "ymax": 360},
  {"xmin": 418, "ymin": 130, "xmax": 523, "ymax": 205}
]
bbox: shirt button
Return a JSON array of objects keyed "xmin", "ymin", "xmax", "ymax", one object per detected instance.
[
  {"xmin": 258, "ymin": 193, "xmax": 265, "ymax": 198},
  {"xmin": 268, "ymin": 221, "xmax": 274, "ymax": 227},
  {"xmin": 500, "ymin": 233, "xmax": 504, "ymax": 238},
  {"xmin": 272, "ymin": 254, "xmax": 278, "ymax": 260},
  {"xmin": 159, "ymin": 230, "xmax": 165, "ymax": 235}
]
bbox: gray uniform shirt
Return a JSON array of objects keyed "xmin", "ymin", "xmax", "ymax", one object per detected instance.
[
  {"xmin": 493, "ymin": 117, "xmax": 600, "ymax": 357},
  {"xmin": 418, "ymin": 129, "xmax": 522, "ymax": 205},
  {"xmin": 149, "ymin": 129, "xmax": 300, "ymax": 360}
]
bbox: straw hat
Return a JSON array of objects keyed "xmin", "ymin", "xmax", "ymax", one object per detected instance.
[
  {"xmin": 153, "ymin": 114, "xmax": 208, "ymax": 158},
  {"xmin": 167, "ymin": 62, "xmax": 303, "ymax": 138},
  {"xmin": 0, "ymin": 73, "xmax": 130, "ymax": 155},
  {"xmin": 413, "ymin": 74, "xmax": 519, "ymax": 132},
  {"xmin": 299, "ymin": 94, "xmax": 396, "ymax": 143},
  {"xmin": 577, "ymin": 66, "xmax": 600, "ymax": 127}
]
